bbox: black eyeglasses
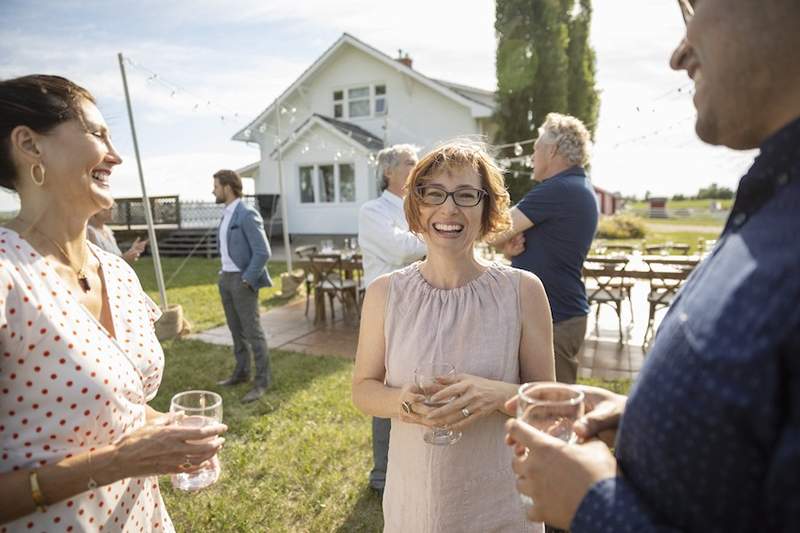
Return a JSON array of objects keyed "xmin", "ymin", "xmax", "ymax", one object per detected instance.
[
  {"xmin": 677, "ymin": 0, "xmax": 694, "ymax": 25},
  {"xmin": 415, "ymin": 184, "xmax": 488, "ymax": 207}
]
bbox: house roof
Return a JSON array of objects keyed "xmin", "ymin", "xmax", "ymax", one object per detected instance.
[
  {"xmin": 236, "ymin": 161, "xmax": 260, "ymax": 177},
  {"xmin": 268, "ymin": 113, "xmax": 384, "ymax": 158},
  {"xmin": 233, "ymin": 33, "xmax": 495, "ymax": 142}
]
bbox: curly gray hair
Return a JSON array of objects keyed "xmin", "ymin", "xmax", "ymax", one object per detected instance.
[
  {"xmin": 377, "ymin": 144, "xmax": 419, "ymax": 188},
  {"xmin": 537, "ymin": 113, "xmax": 592, "ymax": 167}
]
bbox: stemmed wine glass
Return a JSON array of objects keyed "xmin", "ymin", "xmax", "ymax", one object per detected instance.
[
  {"xmin": 169, "ymin": 390, "xmax": 223, "ymax": 492},
  {"xmin": 414, "ymin": 363, "xmax": 462, "ymax": 446},
  {"xmin": 515, "ymin": 383, "xmax": 585, "ymax": 508}
]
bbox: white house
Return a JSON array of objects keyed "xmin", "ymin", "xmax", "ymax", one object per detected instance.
[{"xmin": 232, "ymin": 33, "xmax": 496, "ymax": 235}]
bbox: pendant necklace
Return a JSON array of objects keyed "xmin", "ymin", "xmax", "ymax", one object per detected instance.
[{"xmin": 23, "ymin": 223, "xmax": 92, "ymax": 292}]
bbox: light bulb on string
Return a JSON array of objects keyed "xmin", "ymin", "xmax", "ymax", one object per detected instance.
[
  {"xmin": 258, "ymin": 124, "xmax": 266, "ymax": 134},
  {"xmin": 514, "ymin": 143, "xmax": 524, "ymax": 157}
]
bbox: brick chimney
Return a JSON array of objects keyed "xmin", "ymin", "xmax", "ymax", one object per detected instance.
[{"xmin": 396, "ymin": 49, "xmax": 413, "ymax": 69}]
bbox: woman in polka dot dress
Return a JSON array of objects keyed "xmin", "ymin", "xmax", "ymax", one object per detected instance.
[{"xmin": 0, "ymin": 75, "xmax": 227, "ymax": 531}]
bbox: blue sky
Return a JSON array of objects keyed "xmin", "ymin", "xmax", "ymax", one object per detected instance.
[{"xmin": 0, "ymin": 0, "xmax": 757, "ymax": 211}]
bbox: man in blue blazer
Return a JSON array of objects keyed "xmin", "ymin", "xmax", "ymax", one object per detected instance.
[{"xmin": 212, "ymin": 169, "xmax": 273, "ymax": 403}]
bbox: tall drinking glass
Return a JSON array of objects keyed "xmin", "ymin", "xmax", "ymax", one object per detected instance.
[
  {"xmin": 170, "ymin": 390, "xmax": 223, "ymax": 492},
  {"xmin": 414, "ymin": 363, "xmax": 462, "ymax": 445},
  {"xmin": 515, "ymin": 383, "xmax": 584, "ymax": 508}
]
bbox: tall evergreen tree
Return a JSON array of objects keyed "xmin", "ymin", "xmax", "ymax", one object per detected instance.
[
  {"xmin": 495, "ymin": 0, "xmax": 599, "ymax": 202},
  {"xmin": 566, "ymin": 0, "xmax": 599, "ymax": 135}
]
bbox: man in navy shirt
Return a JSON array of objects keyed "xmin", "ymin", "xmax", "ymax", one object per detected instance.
[
  {"xmin": 506, "ymin": 1, "xmax": 800, "ymax": 531},
  {"xmin": 494, "ymin": 113, "xmax": 598, "ymax": 383}
]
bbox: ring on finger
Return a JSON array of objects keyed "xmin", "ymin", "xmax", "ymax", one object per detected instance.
[
  {"xmin": 401, "ymin": 400, "xmax": 414, "ymax": 415},
  {"xmin": 180, "ymin": 456, "xmax": 193, "ymax": 470},
  {"xmin": 461, "ymin": 407, "xmax": 471, "ymax": 418}
]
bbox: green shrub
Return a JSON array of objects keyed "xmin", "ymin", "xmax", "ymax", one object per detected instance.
[{"xmin": 596, "ymin": 214, "xmax": 647, "ymax": 239}]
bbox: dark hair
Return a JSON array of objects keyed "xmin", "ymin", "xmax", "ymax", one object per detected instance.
[
  {"xmin": 213, "ymin": 169, "xmax": 243, "ymax": 198},
  {"xmin": 0, "ymin": 75, "xmax": 95, "ymax": 191}
]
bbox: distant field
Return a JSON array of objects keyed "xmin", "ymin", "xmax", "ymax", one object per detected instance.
[{"xmin": 628, "ymin": 198, "xmax": 733, "ymax": 210}]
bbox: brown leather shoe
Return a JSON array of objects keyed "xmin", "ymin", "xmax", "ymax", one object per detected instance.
[
  {"xmin": 241, "ymin": 386, "xmax": 267, "ymax": 403},
  {"xmin": 217, "ymin": 376, "xmax": 249, "ymax": 387}
]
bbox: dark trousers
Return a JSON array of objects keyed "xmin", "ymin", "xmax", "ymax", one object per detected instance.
[
  {"xmin": 370, "ymin": 417, "xmax": 391, "ymax": 489},
  {"xmin": 218, "ymin": 272, "xmax": 271, "ymax": 388}
]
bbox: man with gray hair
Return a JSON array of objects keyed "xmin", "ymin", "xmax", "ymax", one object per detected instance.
[
  {"xmin": 493, "ymin": 113, "xmax": 598, "ymax": 384},
  {"xmin": 358, "ymin": 144, "xmax": 426, "ymax": 495}
]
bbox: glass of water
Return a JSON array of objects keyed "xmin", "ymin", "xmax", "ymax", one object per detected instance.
[
  {"xmin": 170, "ymin": 390, "xmax": 223, "ymax": 492},
  {"xmin": 515, "ymin": 383, "xmax": 584, "ymax": 508},
  {"xmin": 414, "ymin": 363, "xmax": 462, "ymax": 446}
]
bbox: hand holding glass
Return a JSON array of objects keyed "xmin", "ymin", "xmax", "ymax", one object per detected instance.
[
  {"xmin": 515, "ymin": 383, "xmax": 585, "ymax": 508},
  {"xmin": 170, "ymin": 390, "xmax": 223, "ymax": 492},
  {"xmin": 414, "ymin": 363, "xmax": 462, "ymax": 446}
]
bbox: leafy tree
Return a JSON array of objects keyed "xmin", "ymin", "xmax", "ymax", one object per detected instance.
[{"xmin": 495, "ymin": 0, "xmax": 599, "ymax": 203}]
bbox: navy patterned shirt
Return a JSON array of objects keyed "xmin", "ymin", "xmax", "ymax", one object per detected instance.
[{"xmin": 572, "ymin": 116, "xmax": 800, "ymax": 532}]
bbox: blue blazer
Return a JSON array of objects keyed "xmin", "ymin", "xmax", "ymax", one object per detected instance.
[{"xmin": 219, "ymin": 201, "xmax": 273, "ymax": 289}]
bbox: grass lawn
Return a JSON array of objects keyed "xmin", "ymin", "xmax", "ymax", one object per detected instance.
[
  {"xmin": 152, "ymin": 339, "xmax": 633, "ymax": 532},
  {"xmin": 132, "ymin": 257, "xmax": 296, "ymax": 332}
]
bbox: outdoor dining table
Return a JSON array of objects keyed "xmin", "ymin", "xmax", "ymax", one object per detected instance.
[
  {"xmin": 293, "ymin": 251, "xmax": 363, "ymax": 324},
  {"xmin": 583, "ymin": 254, "xmax": 702, "ymax": 279}
]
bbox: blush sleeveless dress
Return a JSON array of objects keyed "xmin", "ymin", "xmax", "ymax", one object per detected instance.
[{"xmin": 382, "ymin": 262, "xmax": 543, "ymax": 533}]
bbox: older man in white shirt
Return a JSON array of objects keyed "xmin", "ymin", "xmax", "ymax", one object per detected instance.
[{"xmin": 358, "ymin": 144, "xmax": 426, "ymax": 494}]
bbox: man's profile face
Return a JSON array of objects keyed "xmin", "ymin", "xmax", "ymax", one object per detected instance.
[
  {"xmin": 670, "ymin": 0, "xmax": 794, "ymax": 149},
  {"xmin": 212, "ymin": 178, "xmax": 226, "ymax": 204}
]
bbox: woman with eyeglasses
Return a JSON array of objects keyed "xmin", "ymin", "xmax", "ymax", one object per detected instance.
[{"xmin": 352, "ymin": 139, "xmax": 555, "ymax": 532}]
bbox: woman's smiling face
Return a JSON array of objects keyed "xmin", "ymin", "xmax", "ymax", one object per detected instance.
[{"xmin": 417, "ymin": 164, "xmax": 485, "ymax": 252}]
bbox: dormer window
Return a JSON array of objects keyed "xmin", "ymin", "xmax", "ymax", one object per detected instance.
[{"xmin": 332, "ymin": 84, "xmax": 387, "ymax": 119}]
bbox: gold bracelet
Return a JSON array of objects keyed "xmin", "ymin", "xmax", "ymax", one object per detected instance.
[{"xmin": 29, "ymin": 470, "xmax": 47, "ymax": 512}]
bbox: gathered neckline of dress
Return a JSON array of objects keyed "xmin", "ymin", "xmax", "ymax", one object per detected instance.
[{"xmin": 409, "ymin": 260, "xmax": 507, "ymax": 295}]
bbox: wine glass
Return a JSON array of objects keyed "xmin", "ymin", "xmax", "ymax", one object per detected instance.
[
  {"xmin": 515, "ymin": 383, "xmax": 584, "ymax": 509},
  {"xmin": 413, "ymin": 363, "xmax": 462, "ymax": 446},
  {"xmin": 169, "ymin": 390, "xmax": 223, "ymax": 492}
]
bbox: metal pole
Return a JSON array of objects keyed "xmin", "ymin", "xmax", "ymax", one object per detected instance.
[
  {"xmin": 117, "ymin": 52, "xmax": 169, "ymax": 309},
  {"xmin": 274, "ymin": 96, "xmax": 293, "ymax": 271}
]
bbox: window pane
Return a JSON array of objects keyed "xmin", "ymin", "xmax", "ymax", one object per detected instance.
[
  {"xmin": 333, "ymin": 90, "xmax": 343, "ymax": 101},
  {"xmin": 299, "ymin": 166, "xmax": 315, "ymax": 203},
  {"xmin": 318, "ymin": 165, "xmax": 335, "ymax": 202},
  {"xmin": 375, "ymin": 98, "xmax": 386, "ymax": 115},
  {"xmin": 349, "ymin": 99, "xmax": 370, "ymax": 118},
  {"xmin": 334, "ymin": 103, "xmax": 343, "ymax": 118},
  {"xmin": 339, "ymin": 164, "xmax": 355, "ymax": 202},
  {"xmin": 348, "ymin": 87, "xmax": 369, "ymax": 99},
  {"xmin": 375, "ymin": 85, "xmax": 386, "ymax": 95}
]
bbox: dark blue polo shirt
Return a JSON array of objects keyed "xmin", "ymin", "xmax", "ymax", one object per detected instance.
[{"xmin": 511, "ymin": 166, "xmax": 598, "ymax": 323}]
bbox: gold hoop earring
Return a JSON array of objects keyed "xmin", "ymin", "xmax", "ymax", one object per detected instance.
[{"xmin": 30, "ymin": 163, "xmax": 46, "ymax": 187}]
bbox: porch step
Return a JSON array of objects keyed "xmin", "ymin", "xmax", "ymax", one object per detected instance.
[{"xmin": 158, "ymin": 229, "xmax": 218, "ymax": 257}]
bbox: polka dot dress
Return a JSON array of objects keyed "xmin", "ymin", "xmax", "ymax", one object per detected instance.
[{"xmin": 0, "ymin": 229, "xmax": 173, "ymax": 532}]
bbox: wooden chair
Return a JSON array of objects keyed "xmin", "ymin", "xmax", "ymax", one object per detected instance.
[
  {"xmin": 348, "ymin": 253, "xmax": 366, "ymax": 308},
  {"xmin": 295, "ymin": 244, "xmax": 318, "ymax": 317},
  {"xmin": 644, "ymin": 243, "xmax": 667, "ymax": 255},
  {"xmin": 583, "ymin": 257, "xmax": 631, "ymax": 340},
  {"xmin": 307, "ymin": 253, "xmax": 359, "ymax": 325},
  {"xmin": 642, "ymin": 258, "xmax": 696, "ymax": 346}
]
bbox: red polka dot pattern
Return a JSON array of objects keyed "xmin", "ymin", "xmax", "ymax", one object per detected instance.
[{"xmin": 0, "ymin": 230, "xmax": 174, "ymax": 532}]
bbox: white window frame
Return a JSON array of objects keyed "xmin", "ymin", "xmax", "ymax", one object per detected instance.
[
  {"xmin": 331, "ymin": 83, "xmax": 387, "ymax": 120},
  {"xmin": 297, "ymin": 162, "xmax": 357, "ymax": 204}
]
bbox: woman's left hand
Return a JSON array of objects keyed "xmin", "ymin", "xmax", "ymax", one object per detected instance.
[
  {"xmin": 424, "ymin": 373, "xmax": 511, "ymax": 431},
  {"xmin": 505, "ymin": 418, "xmax": 618, "ymax": 528}
]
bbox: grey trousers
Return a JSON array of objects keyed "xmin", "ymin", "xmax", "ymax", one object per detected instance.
[
  {"xmin": 218, "ymin": 272, "xmax": 271, "ymax": 388},
  {"xmin": 370, "ymin": 417, "xmax": 390, "ymax": 489},
  {"xmin": 552, "ymin": 314, "xmax": 588, "ymax": 384}
]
